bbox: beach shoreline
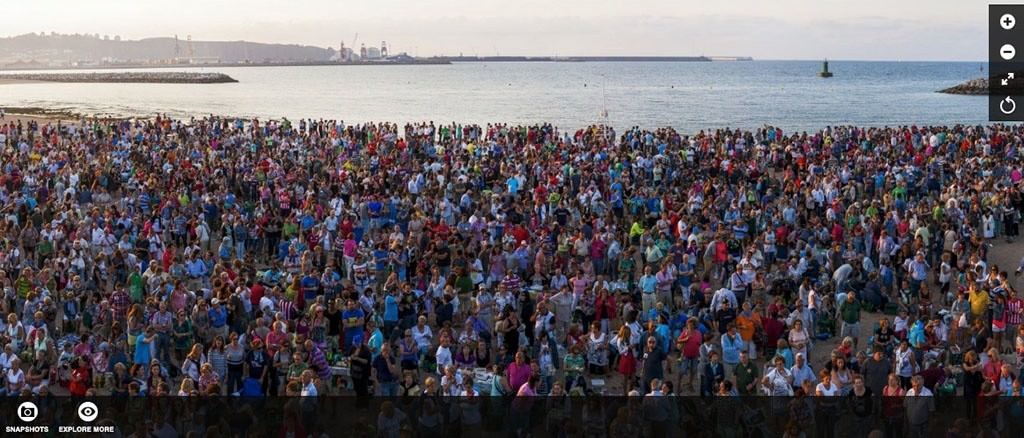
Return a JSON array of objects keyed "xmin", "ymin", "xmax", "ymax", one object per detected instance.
[
  {"xmin": 1, "ymin": 107, "xmax": 86, "ymax": 124},
  {"xmin": 0, "ymin": 106, "xmax": 142, "ymax": 124},
  {"xmin": 0, "ymin": 78, "xmax": 47, "ymax": 85}
]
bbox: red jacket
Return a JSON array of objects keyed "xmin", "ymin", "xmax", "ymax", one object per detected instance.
[{"xmin": 595, "ymin": 294, "xmax": 617, "ymax": 321}]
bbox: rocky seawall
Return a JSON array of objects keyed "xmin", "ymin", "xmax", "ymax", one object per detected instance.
[
  {"xmin": 0, "ymin": 72, "xmax": 237, "ymax": 84},
  {"xmin": 939, "ymin": 76, "xmax": 1024, "ymax": 95},
  {"xmin": 939, "ymin": 78, "xmax": 989, "ymax": 95}
]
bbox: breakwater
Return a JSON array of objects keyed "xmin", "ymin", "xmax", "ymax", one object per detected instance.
[
  {"xmin": 0, "ymin": 72, "xmax": 237, "ymax": 84},
  {"xmin": 938, "ymin": 76, "xmax": 1024, "ymax": 95},
  {"xmin": 939, "ymin": 78, "xmax": 989, "ymax": 95}
]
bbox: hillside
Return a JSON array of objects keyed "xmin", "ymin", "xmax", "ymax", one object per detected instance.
[{"xmin": 0, "ymin": 33, "xmax": 335, "ymax": 67}]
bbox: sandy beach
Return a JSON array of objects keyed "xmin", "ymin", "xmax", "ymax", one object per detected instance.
[{"xmin": 0, "ymin": 107, "xmax": 127, "ymax": 125}]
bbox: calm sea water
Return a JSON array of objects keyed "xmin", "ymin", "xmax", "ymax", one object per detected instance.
[{"xmin": 0, "ymin": 60, "xmax": 989, "ymax": 132}]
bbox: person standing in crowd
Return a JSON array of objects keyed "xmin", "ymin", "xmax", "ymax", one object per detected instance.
[
  {"xmin": 905, "ymin": 375, "xmax": 935, "ymax": 438},
  {"xmin": 0, "ymin": 115, "xmax": 1021, "ymax": 424},
  {"xmin": 701, "ymin": 350, "xmax": 724, "ymax": 396},
  {"xmin": 720, "ymin": 323, "xmax": 744, "ymax": 380},
  {"xmin": 839, "ymin": 292, "xmax": 862, "ymax": 349},
  {"xmin": 734, "ymin": 350, "xmax": 758, "ymax": 395},
  {"xmin": 640, "ymin": 334, "xmax": 666, "ymax": 393}
]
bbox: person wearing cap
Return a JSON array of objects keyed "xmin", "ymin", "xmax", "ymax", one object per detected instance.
[
  {"xmin": 208, "ymin": 298, "xmax": 228, "ymax": 341},
  {"xmin": 244, "ymin": 337, "xmax": 269, "ymax": 395}
]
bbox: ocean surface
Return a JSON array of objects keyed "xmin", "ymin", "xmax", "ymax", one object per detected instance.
[{"xmin": 0, "ymin": 60, "xmax": 990, "ymax": 132}]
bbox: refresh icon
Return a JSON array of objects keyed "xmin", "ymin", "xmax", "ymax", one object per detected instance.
[{"xmin": 1001, "ymin": 96, "xmax": 1017, "ymax": 115}]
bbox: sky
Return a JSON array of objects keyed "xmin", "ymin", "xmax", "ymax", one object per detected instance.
[{"xmin": 5, "ymin": 0, "xmax": 988, "ymax": 61}]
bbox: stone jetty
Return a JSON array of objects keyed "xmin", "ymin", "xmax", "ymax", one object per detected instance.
[
  {"xmin": 0, "ymin": 72, "xmax": 237, "ymax": 84},
  {"xmin": 938, "ymin": 76, "xmax": 1024, "ymax": 95},
  {"xmin": 939, "ymin": 78, "xmax": 989, "ymax": 95}
]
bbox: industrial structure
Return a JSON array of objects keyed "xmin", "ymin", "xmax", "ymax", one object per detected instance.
[{"xmin": 334, "ymin": 35, "xmax": 399, "ymax": 62}]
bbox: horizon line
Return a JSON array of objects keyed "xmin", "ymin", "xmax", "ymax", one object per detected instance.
[{"xmin": 0, "ymin": 33, "xmax": 985, "ymax": 64}]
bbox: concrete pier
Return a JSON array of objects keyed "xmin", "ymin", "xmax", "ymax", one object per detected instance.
[{"xmin": 0, "ymin": 72, "xmax": 237, "ymax": 84}]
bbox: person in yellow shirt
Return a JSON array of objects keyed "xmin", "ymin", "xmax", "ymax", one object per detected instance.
[
  {"xmin": 629, "ymin": 221, "xmax": 644, "ymax": 240},
  {"xmin": 969, "ymin": 283, "xmax": 989, "ymax": 321}
]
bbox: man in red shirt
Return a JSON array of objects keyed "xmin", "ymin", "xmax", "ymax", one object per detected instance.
[
  {"xmin": 762, "ymin": 311, "xmax": 786, "ymax": 355},
  {"xmin": 249, "ymin": 281, "xmax": 265, "ymax": 309}
]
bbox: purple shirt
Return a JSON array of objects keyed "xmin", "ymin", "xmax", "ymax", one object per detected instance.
[{"xmin": 507, "ymin": 362, "xmax": 531, "ymax": 392}]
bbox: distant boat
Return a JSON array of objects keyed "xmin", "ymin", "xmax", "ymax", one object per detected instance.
[{"xmin": 818, "ymin": 60, "xmax": 833, "ymax": 78}]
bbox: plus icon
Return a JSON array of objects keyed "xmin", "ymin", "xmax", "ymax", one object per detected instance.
[{"xmin": 1002, "ymin": 13, "xmax": 1016, "ymax": 30}]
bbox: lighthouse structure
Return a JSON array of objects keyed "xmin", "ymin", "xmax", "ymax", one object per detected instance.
[{"xmin": 818, "ymin": 60, "xmax": 833, "ymax": 78}]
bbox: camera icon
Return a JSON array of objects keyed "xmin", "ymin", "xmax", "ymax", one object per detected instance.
[
  {"xmin": 77, "ymin": 401, "xmax": 99, "ymax": 422},
  {"xmin": 17, "ymin": 401, "xmax": 38, "ymax": 422}
]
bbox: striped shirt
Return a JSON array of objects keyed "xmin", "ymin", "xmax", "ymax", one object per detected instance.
[
  {"xmin": 1008, "ymin": 297, "xmax": 1024, "ymax": 325},
  {"xmin": 280, "ymin": 300, "xmax": 294, "ymax": 321},
  {"xmin": 207, "ymin": 350, "xmax": 227, "ymax": 379},
  {"xmin": 500, "ymin": 274, "xmax": 521, "ymax": 292},
  {"xmin": 110, "ymin": 290, "xmax": 131, "ymax": 321}
]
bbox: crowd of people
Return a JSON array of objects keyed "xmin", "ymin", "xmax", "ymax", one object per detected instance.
[{"xmin": 1, "ymin": 115, "xmax": 1024, "ymax": 434}]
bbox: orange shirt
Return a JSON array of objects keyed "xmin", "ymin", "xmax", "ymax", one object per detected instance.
[{"xmin": 736, "ymin": 313, "xmax": 756, "ymax": 341}]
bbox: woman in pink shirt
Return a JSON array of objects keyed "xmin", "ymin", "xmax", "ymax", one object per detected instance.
[
  {"xmin": 516, "ymin": 374, "xmax": 539, "ymax": 396},
  {"xmin": 170, "ymin": 285, "xmax": 189, "ymax": 313},
  {"xmin": 265, "ymin": 321, "xmax": 289, "ymax": 351},
  {"xmin": 571, "ymin": 273, "xmax": 589, "ymax": 295},
  {"xmin": 506, "ymin": 351, "xmax": 532, "ymax": 393}
]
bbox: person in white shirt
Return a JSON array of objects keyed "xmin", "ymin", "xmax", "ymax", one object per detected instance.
[
  {"xmin": 412, "ymin": 316, "xmax": 433, "ymax": 356},
  {"xmin": 534, "ymin": 302, "xmax": 555, "ymax": 335},
  {"xmin": 300, "ymin": 369, "xmax": 318, "ymax": 396},
  {"xmin": 904, "ymin": 375, "xmax": 935, "ymax": 438},
  {"xmin": 0, "ymin": 344, "xmax": 15, "ymax": 371},
  {"xmin": 4, "ymin": 357, "xmax": 25, "ymax": 396},
  {"xmin": 259, "ymin": 294, "xmax": 277, "ymax": 313},
  {"xmin": 815, "ymin": 370, "xmax": 839, "ymax": 396},
  {"xmin": 550, "ymin": 273, "xmax": 568, "ymax": 291},
  {"xmin": 435, "ymin": 336, "xmax": 453, "ymax": 370},
  {"xmin": 790, "ymin": 353, "xmax": 816, "ymax": 389},
  {"xmin": 762, "ymin": 356, "xmax": 794, "ymax": 396},
  {"xmin": 440, "ymin": 365, "xmax": 464, "ymax": 396},
  {"xmin": 710, "ymin": 288, "xmax": 737, "ymax": 311}
]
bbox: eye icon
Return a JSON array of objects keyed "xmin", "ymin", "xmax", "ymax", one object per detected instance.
[{"xmin": 78, "ymin": 402, "xmax": 99, "ymax": 422}]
